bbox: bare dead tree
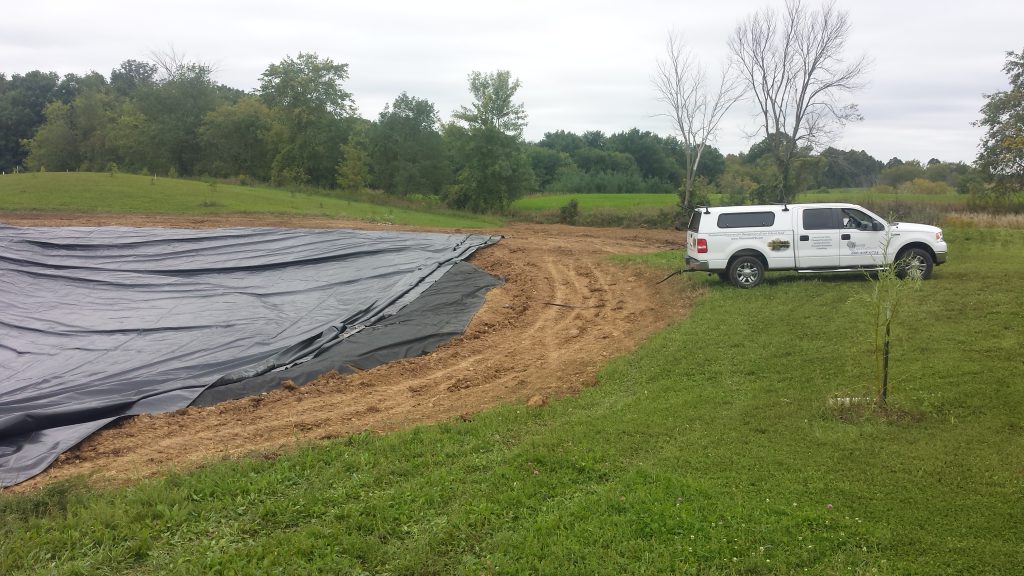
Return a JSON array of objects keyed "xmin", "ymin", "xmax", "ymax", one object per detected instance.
[
  {"xmin": 654, "ymin": 32, "xmax": 744, "ymax": 210},
  {"xmin": 149, "ymin": 46, "xmax": 216, "ymax": 82},
  {"xmin": 149, "ymin": 46, "xmax": 189, "ymax": 81},
  {"xmin": 729, "ymin": 0, "xmax": 869, "ymax": 202}
]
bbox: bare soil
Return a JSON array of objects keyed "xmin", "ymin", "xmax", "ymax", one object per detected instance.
[{"xmin": 1, "ymin": 213, "xmax": 702, "ymax": 491}]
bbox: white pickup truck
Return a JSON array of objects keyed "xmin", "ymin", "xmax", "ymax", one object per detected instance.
[{"xmin": 685, "ymin": 203, "xmax": 948, "ymax": 288}]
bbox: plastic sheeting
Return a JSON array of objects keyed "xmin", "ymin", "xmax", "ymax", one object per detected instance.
[{"xmin": 0, "ymin": 225, "xmax": 500, "ymax": 487}]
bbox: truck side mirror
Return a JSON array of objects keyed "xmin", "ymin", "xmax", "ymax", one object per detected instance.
[
  {"xmin": 873, "ymin": 222, "xmax": 884, "ymax": 232},
  {"xmin": 859, "ymin": 222, "xmax": 872, "ymax": 231}
]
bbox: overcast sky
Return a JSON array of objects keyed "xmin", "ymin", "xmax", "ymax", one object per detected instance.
[{"xmin": 3, "ymin": 0, "xmax": 1021, "ymax": 163}]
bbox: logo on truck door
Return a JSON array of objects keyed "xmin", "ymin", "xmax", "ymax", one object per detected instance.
[{"xmin": 768, "ymin": 239, "xmax": 791, "ymax": 251}]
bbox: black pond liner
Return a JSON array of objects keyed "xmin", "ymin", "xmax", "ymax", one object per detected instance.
[{"xmin": 0, "ymin": 225, "xmax": 501, "ymax": 487}]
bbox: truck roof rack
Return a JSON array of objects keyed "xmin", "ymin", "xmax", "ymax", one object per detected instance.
[{"xmin": 695, "ymin": 205, "xmax": 711, "ymax": 214}]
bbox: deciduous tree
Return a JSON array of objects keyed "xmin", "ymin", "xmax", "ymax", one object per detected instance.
[
  {"xmin": 134, "ymin": 61, "xmax": 225, "ymax": 176},
  {"xmin": 110, "ymin": 59, "xmax": 158, "ymax": 97},
  {"xmin": 820, "ymin": 147, "xmax": 883, "ymax": 188},
  {"xmin": 607, "ymin": 128, "xmax": 683, "ymax": 185},
  {"xmin": 258, "ymin": 53, "xmax": 354, "ymax": 120},
  {"xmin": 729, "ymin": 0, "xmax": 868, "ymax": 201},
  {"xmin": 974, "ymin": 48, "xmax": 1024, "ymax": 194},
  {"xmin": 538, "ymin": 130, "xmax": 586, "ymax": 156},
  {"xmin": 258, "ymin": 53, "xmax": 354, "ymax": 187},
  {"xmin": 198, "ymin": 96, "xmax": 278, "ymax": 181},
  {"xmin": 24, "ymin": 101, "xmax": 79, "ymax": 171},
  {"xmin": 525, "ymin": 144, "xmax": 572, "ymax": 191},
  {"xmin": 0, "ymin": 70, "xmax": 60, "ymax": 171},
  {"xmin": 368, "ymin": 92, "xmax": 449, "ymax": 196},
  {"xmin": 654, "ymin": 32, "xmax": 743, "ymax": 209},
  {"xmin": 445, "ymin": 71, "xmax": 535, "ymax": 212},
  {"xmin": 336, "ymin": 125, "xmax": 370, "ymax": 192}
]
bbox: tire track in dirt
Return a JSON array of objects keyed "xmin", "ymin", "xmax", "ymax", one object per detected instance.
[{"xmin": 1, "ymin": 218, "xmax": 702, "ymax": 491}]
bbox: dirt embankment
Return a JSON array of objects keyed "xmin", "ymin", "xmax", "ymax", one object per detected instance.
[{"xmin": 1, "ymin": 214, "xmax": 701, "ymax": 491}]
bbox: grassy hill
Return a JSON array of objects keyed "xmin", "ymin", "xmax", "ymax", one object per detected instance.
[
  {"xmin": 0, "ymin": 173, "xmax": 970, "ymax": 231},
  {"xmin": 2, "ymin": 226, "xmax": 1021, "ymax": 574},
  {"xmin": 0, "ymin": 172, "xmax": 499, "ymax": 229}
]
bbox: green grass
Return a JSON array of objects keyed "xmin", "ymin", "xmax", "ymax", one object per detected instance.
[
  {"xmin": 0, "ymin": 172, "xmax": 500, "ymax": 228},
  {"xmin": 510, "ymin": 193, "xmax": 682, "ymax": 227},
  {"xmin": 799, "ymin": 187, "xmax": 967, "ymax": 208},
  {"xmin": 2, "ymin": 228, "xmax": 1022, "ymax": 574},
  {"xmin": 511, "ymin": 189, "xmax": 968, "ymax": 228},
  {"xmin": 512, "ymin": 189, "xmax": 968, "ymax": 213},
  {"xmin": 512, "ymin": 189, "xmax": 969, "ymax": 211},
  {"xmin": 512, "ymin": 193, "xmax": 680, "ymax": 212}
]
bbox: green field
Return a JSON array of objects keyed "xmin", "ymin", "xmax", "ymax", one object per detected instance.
[
  {"xmin": 510, "ymin": 193, "xmax": 682, "ymax": 227},
  {"xmin": 513, "ymin": 189, "xmax": 967, "ymax": 211},
  {"xmin": 512, "ymin": 193, "xmax": 680, "ymax": 211},
  {"xmin": 2, "ymin": 226, "xmax": 1021, "ymax": 574},
  {"xmin": 800, "ymin": 187, "xmax": 968, "ymax": 207},
  {"xmin": 0, "ymin": 172, "xmax": 499, "ymax": 228},
  {"xmin": 0, "ymin": 174, "xmax": 970, "ymax": 231},
  {"xmin": 511, "ymin": 189, "xmax": 970, "ymax": 228}
]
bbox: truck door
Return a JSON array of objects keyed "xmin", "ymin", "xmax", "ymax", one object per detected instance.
[
  {"xmin": 838, "ymin": 207, "xmax": 886, "ymax": 268},
  {"xmin": 796, "ymin": 207, "xmax": 840, "ymax": 268}
]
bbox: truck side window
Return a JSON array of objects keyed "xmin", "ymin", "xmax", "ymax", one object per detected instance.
[
  {"xmin": 717, "ymin": 212, "xmax": 776, "ymax": 228},
  {"xmin": 841, "ymin": 208, "xmax": 877, "ymax": 230},
  {"xmin": 803, "ymin": 208, "xmax": 838, "ymax": 230}
]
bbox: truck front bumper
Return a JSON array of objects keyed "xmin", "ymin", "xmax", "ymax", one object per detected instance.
[
  {"xmin": 685, "ymin": 256, "xmax": 709, "ymax": 271},
  {"xmin": 935, "ymin": 251, "xmax": 947, "ymax": 265}
]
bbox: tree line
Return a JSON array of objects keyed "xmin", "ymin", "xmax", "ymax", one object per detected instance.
[
  {"xmin": 0, "ymin": 54, "xmax": 720, "ymax": 210},
  {"xmin": 1, "ymin": 5, "xmax": 1020, "ymax": 215},
  {"xmin": 0, "ymin": 54, "xmax": 969, "ymax": 207}
]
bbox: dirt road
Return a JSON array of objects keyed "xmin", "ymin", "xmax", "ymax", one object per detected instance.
[{"xmin": 1, "ymin": 214, "xmax": 701, "ymax": 490}]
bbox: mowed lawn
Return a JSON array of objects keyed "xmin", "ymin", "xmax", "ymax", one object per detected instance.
[
  {"xmin": 1, "ymin": 228, "xmax": 1022, "ymax": 574},
  {"xmin": 0, "ymin": 172, "xmax": 499, "ymax": 228}
]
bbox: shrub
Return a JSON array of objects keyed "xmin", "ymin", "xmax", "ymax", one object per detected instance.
[
  {"xmin": 968, "ymin": 188, "xmax": 1024, "ymax": 214},
  {"xmin": 717, "ymin": 173, "xmax": 758, "ymax": 205},
  {"xmin": 897, "ymin": 178, "xmax": 954, "ymax": 196},
  {"xmin": 558, "ymin": 199, "xmax": 579, "ymax": 225}
]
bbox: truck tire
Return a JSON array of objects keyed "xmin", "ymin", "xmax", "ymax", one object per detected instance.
[
  {"xmin": 896, "ymin": 248, "xmax": 933, "ymax": 280},
  {"xmin": 728, "ymin": 255, "xmax": 765, "ymax": 289}
]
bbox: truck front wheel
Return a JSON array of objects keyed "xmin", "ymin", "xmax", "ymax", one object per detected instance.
[
  {"xmin": 728, "ymin": 256, "xmax": 765, "ymax": 289},
  {"xmin": 896, "ymin": 248, "xmax": 933, "ymax": 280}
]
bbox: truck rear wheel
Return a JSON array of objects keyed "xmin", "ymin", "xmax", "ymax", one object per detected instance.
[{"xmin": 728, "ymin": 256, "xmax": 765, "ymax": 289}]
